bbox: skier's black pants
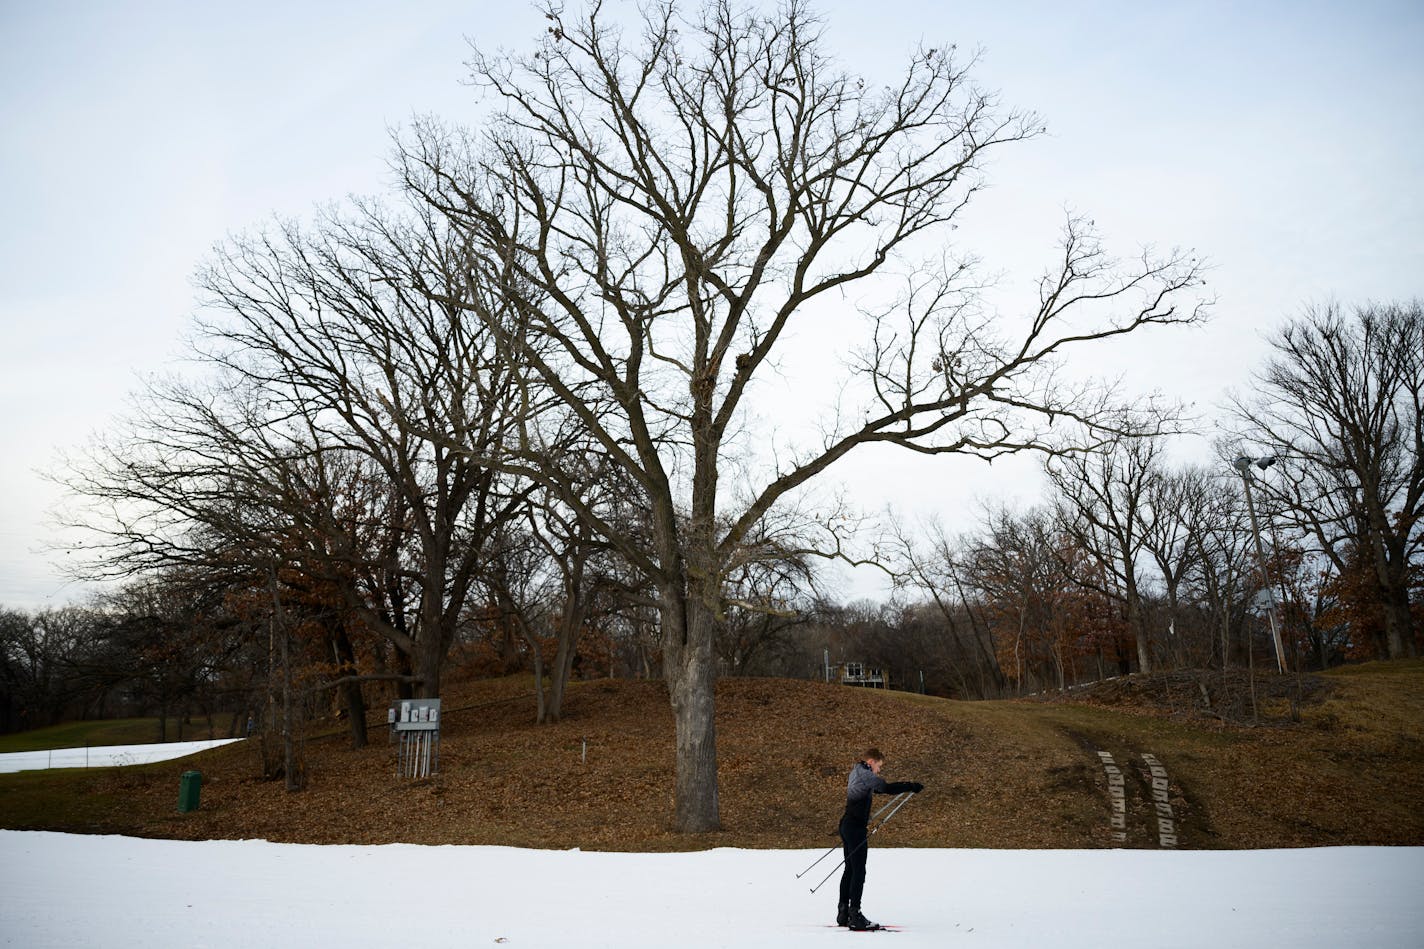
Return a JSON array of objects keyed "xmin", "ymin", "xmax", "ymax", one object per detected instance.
[{"xmin": 837, "ymin": 819, "xmax": 869, "ymax": 909}]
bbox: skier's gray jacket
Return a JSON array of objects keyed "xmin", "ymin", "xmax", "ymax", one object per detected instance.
[{"xmin": 841, "ymin": 762, "xmax": 918, "ymax": 828}]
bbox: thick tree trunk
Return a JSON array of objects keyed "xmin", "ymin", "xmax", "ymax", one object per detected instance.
[
  {"xmin": 415, "ymin": 632, "xmax": 444, "ymax": 700},
  {"xmin": 1365, "ymin": 502, "xmax": 1416, "ymax": 659},
  {"xmin": 1126, "ymin": 579, "xmax": 1152, "ymax": 675},
  {"xmin": 391, "ymin": 648, "xmax": 415, "ymax": 701},
  {"xmin": 546, "ymin": 599, "xmax": 585, "ymax": 724},
  {"xmin": 343, "ymin": 679, "xmax": 368, "ymax": 749},
  {"xmin": 662, "ymin": 586, "xmax": 720, "ymax": 833},
  {"xmin": 1383, "ymin": 589, "xmax": 1417, "ymax": 659},
  {"xmin": 332, "ymin": 627, "xmax": 368, "ymax": 749},
  {"xmin": 415, "ymin": 569, "xmax": 449, "ymax": 699},
  {"xmin": 414, "ymin": 536, "xmax": 457, "ymax": 699}
]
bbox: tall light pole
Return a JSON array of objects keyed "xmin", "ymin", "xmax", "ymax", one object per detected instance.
[{"xmin": 1233, "ymin": 455, "xmax": 1287, "ymax": 673}]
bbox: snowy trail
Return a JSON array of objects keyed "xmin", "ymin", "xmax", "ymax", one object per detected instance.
[
  {"xmin": 2, "ymin": 832, "xmax": 1420, "ymax": 948},
  {"xmin": 0, "ymin": 739, "xmax": 243, "ymax": 774}
]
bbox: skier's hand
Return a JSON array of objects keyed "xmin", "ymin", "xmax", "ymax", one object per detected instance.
[{"xmin": 907, "ymin": 782, "xmax": 924, "ymax": 794}]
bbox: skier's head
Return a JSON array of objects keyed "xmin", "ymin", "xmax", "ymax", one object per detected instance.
[{"xmin": 862, "ymin": 748, "xmax": 885, "ymax": 774}]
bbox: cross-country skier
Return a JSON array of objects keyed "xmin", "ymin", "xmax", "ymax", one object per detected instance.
[{"xmin": 837, "ymin": 748, "xmax": 923, "ymax": 931}]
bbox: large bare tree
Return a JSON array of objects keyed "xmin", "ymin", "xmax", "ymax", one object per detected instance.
[
  {"xmin": 1138, "ymin": 465, "xmax": 1210, "ymax": 668},
  {"xmin": 200, "ymin": 207, "xmax": 539, "ymax": 696},
  {"xmin": 1229, "ymin": 301, "xmax": 1423, "ymax": 658},
  {"xmin": 62, "ymin": 195, "xmax": 532, "ymax": 701},
  {"xmin": 1046, "ymin": 435, "xmax": 1165, "ymax": 674},
  {"xmin": 403, "ymin": 0, "xmax": 1206, "ymax": 830},
  {"xmin": 1175, "ymin": 465, "xmax": 1255, "ymax": 669}
]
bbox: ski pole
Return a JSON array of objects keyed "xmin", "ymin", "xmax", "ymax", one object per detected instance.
[
  {"xmin": 794, "ymin": 793, "xmax": 909, "ymax": 879},
  {"xmin": 809, "ymin": 791, "xmax": 917, "ymax": 894}
]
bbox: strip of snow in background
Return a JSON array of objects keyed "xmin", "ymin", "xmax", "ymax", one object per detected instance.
[
  {"xmin": 2, "ymin": 832, "xmax": 1420, "ymax": 948},
  {"xmin": 0, "ymin": 738, "xmax": 242, "ymax": 773}
]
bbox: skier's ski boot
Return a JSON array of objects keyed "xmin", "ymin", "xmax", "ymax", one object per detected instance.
[
  {"xmin": 848, "ymin": 909, "xmax": 879, "ymax": 932},
  {"xmin": 836, "ymin": 903, "xmax": 849, "ymax": 927}
]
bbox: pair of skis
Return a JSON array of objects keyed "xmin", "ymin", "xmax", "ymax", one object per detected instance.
[{"xmin": 831, "ymin": 922, "xmax": 901, "ymax": 933}]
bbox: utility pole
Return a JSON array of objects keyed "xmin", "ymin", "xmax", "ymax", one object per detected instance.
[{"xmin": 1233, "ymin": 456, "xmax": 1287, "ymax": 673}]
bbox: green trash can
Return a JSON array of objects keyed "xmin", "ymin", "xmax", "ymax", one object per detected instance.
[{"xmin": 177, "ymin": 770, "xmax": 202, "ymax": 813}]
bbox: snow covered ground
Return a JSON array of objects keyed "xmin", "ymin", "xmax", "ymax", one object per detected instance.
[
  {"xmin": 0, "ymin": 739, "xmax": 242, "ymax": 774},
  {"xmin": 2, "ymin": 832, "xmax": 1420, "ymax": 948}
]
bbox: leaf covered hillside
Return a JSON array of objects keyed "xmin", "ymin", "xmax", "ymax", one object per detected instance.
[{"xmin": 1, "ymin": 662, "xmax": 1421, "ymax": 851}]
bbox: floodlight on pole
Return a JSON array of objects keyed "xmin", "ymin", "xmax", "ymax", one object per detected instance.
[{"xmin": 1232, "ymin": 455, "xmax": 1287, "ymax": 673}]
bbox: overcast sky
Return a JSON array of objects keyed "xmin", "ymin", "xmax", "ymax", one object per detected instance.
[{"xmin": 2, "ymin": 0, "xmax": 1421, "ymax": 609}]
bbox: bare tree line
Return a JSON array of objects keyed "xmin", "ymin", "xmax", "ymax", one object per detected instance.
[{"xmin": 854, "ymin": 301, "xmax": 1420, "ymax": 700}]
